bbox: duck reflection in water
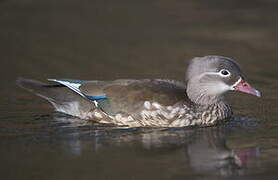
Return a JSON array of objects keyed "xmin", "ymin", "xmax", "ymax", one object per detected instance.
[{"xmin": 55, "ymin": 115, "xmax": 260, "ymax": 177}]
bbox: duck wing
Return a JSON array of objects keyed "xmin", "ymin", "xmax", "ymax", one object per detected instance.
[{"xmin": 78, "ymin": 79, "xmax": 188, "ymax": 115}]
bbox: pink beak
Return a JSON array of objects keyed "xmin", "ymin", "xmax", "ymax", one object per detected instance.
[{"xmin": 233, "ymin": 79, "xmax": 261, "ymax": 97}]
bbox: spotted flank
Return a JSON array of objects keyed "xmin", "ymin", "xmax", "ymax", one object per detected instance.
[
  {"xmin": 139, "ymin": 101, "xmax": 194, "ymax": 127},
  {"xmin": 104, "ymin": 101, "xmax": 197, "ymax": 127}
]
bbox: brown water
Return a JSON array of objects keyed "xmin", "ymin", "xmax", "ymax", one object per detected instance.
[{"xmin": 1, "ymin": 0, "xmax": 278, "ymax": 179}]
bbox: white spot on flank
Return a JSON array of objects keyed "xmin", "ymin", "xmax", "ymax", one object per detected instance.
[
  {"xmin": 179, "ymin": 108, "xmax": 186, "ymax": 115},
  {"xmin": 127, "ymin": 116, "xmax": 134, "ymax": 121},
  {"xmin": 144, "ymin": 101, "xmax": 151, "ymax": 109},
  {"xmin": 171, "ymin": 107, "xmax": 180, "ymax": 114},
  {"xmin": 115, "ymin": 114, "xmax": 122, "ymax": 121},
  {"xmin": 94, "ymin": 111, "xmax": 103, "ymax": 118},
  {"xmin": 167, "ymin": 106, "xmax": 173, "ymax": 111},
  {"xmin": 152, "ymin": 102, "xmax": 161, "ymax": 109}
]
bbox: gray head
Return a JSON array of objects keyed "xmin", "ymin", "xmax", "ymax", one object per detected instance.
[{"xmin": 186, "ymin": 56, "xmax": 261, "ymax": 105}]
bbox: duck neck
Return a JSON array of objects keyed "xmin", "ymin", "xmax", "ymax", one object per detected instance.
[
  {"xmin": 186, "ymin": 80, "xmax": 227, "ymax": 106},
  {"xmin": 194, "ymin": 100, "xmax": 232, "ymax": 125}
]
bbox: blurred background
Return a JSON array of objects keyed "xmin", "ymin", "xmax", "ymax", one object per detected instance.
[
  {"xmin": 1, "ymin": 0, "xmax": 278, "ymax": 180},
  {"xmin": 1, "ymin": 0, "xmax": 278, "ymax": 83}
]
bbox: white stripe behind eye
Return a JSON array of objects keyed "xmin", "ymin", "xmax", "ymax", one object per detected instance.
[
  {"xmin": 199, "ymin": 71, "xmax": 221, "ymax": 79},
  {"xmin": 200, "ymin": 70, "xmax": 232, "ymax": 79}
]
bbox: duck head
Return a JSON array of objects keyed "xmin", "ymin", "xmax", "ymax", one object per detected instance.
[{"xmin": 186, "ymin": 56, "xmax": 261, "ymax": 105}]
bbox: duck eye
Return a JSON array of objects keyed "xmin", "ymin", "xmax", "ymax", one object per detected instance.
[{"xmin": 220, "ymin": 69, "xmax": 230, "ymax": 76}]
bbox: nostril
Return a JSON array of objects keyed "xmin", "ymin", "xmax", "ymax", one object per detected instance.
[{"xmin": 243, "ymin": 82, "xmax": 251, "ymax": 87}]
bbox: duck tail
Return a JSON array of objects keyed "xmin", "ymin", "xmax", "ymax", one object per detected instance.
[
  {"xmin": 16, "ymin": 78, "xmax": 95, "ymax": 118},
  {"xmin": 16, "ymin": 77, "xmax": 68, "ymax": 102}
]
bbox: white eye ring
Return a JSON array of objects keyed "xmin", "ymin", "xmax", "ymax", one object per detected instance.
[{"xmin": 219, "ymin": 69, "xmax": 231, "ymax": 77}]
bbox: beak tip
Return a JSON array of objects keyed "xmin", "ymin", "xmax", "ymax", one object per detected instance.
[
  {"xmin": 255, "ymin": 90, "xmax": 262, "ymax": 98},
  {"xmin": 233, "ymin": 79, "xmax": 261, "ymax": 98}
]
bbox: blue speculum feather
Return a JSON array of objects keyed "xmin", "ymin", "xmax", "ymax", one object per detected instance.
[{"xmin": 86, "ymin": 94, "xmax": 107, "ymax": 100}]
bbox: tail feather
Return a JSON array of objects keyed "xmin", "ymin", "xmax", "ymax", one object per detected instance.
[
  {"xmin": 17, "ymin": 78, "xmax": 67, "ymax": 102},
  {"xmin": 16, "ymin": 78, "xmax": 96, "ymax": 119}
]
